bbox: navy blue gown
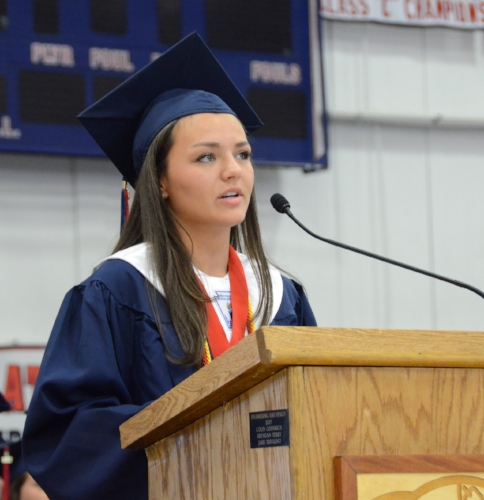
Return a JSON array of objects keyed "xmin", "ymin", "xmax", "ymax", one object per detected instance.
[{"xmin": 23, "ymin": 258, "xmax": 316, "ymax": 500}]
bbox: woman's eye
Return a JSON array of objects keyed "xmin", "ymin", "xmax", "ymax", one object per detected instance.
[
  {"xmin": 197, "ymin": 153, "xmax": 215, "ymax": 163},
  {"xmin": 237, "ymin": 150, "xmax": 252, "ymax": 160}
]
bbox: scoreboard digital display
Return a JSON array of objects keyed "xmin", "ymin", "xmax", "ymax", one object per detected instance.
[{"xmin": 0, "ymin": 0, "xmax": 327, "ymax": 169}]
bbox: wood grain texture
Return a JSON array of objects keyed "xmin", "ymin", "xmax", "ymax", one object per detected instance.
[
  {"xmin": 121, "ymin": 327, "xmax": 484, "ymax": 449},
  {"xmin": 121, "ymin": 331, "xmax": 279, "ymax": 449},
  {"xmin": 334, "ymin": 456, "xmax": 358, "ymax": 500},
  {"xmin": 146, "ymin": 370, "xmax": 292, "ymax": 500},
  {"xmin": 260, "ymin": 327, "xmax": 484, "ymax": 368},
  {"xmin": 334, "ymin": 455, "xmax": 484, "ymax": 500},
  {"xmin": 288, "ymin": 366, "xmax": 310, "ymax": 500},
  {"xmin": 295, "ymin": 366, "xmax": 484, "ymax": 500},
  {"xmin": 336, "ymin": 454, "xmax": 484, "ymax": 474}
]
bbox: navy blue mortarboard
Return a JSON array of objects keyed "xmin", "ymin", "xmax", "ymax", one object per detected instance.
[{"xmin": 78, "ymin": 32, "xmax": 263, "ymax": 187}]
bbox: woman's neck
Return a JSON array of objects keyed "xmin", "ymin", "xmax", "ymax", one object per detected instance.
[{"xmin": 180, "ymin": 227, "xmax": 231, "ymax": 278}]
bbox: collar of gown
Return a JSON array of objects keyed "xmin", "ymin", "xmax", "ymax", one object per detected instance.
[{"xmin": 96, "ymin": 243, "xmax": 284, "ymax": 329}]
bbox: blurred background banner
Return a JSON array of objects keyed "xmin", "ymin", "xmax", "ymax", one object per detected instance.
[
  {"xmin": 0, "ymin": 347, "xmax": 45, "ymax": 441},
  {"xmin": 321, "ymin": 0, "xmax": 484, "ymax": 28},
  {"xmin": 0, "ymin": 0, "xmax": 328, "ymax": 170}
]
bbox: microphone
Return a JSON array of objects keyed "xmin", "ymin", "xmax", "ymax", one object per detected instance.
[{"xmin": 270, "ymin": 193, "xmax": 484, "ymax": 300}]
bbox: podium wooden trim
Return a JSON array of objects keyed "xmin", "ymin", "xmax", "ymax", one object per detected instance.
[
  {"xmin": 120, "ymin": 326, "xmax": 484, "ymax": 450},
  {"xmin": 119, "ymin": 327, "xmax": 484, "ymax": 499}
]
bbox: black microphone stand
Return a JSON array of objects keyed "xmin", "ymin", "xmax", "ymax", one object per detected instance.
[{"xmin": 271, "ymin": 193, "xmax": 484, "ymax": 301}]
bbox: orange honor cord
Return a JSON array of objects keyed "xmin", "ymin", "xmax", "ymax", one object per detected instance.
[
  {"xmin": 1, "ymin": 445, "xmax": 12, "ymax": 500},
  {"xmin": 120, "ymin": 179, "xmax": 130, "ymax": 232},
  {"xmin": 200, "ymin": 246, "xmax": 254, "ymax": 365}
]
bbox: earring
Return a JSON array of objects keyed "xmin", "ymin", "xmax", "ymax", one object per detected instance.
[{"xmin": 161, "ymin": 192, "xmax": 167, "ymax": 200}]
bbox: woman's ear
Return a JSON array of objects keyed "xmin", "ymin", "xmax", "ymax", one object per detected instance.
[{"xmin": 160, "ymin": 184, "xmax": 168, "ymax": 200}]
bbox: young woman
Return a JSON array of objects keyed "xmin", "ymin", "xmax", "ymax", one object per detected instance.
[{"xmin": 23, "ymin": 33, "xmax": 316, "ymax": 500}]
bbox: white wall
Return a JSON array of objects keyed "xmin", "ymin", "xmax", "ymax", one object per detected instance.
[
  {"xmin": 1, "ymin": 21, "xmax": 483, "ymax": 345},
  {"xmin": 258, "ymin": 123, "xmax": 484, "ymax": 332},
  {"xmin": 0, "ymin": 154, "xmax": 120, "ymax": 345}
]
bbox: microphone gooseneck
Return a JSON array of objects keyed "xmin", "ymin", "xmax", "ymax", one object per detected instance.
[{"xmin": 271, "ymin": 193, "xmax": 484, "ymax": 301}]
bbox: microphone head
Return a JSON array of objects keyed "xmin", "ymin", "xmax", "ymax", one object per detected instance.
[{"xmin": 270, "ymin": 193, "xmax": 291, "ymax": 214}]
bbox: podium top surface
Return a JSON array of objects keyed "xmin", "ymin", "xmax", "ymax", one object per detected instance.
[{"xmin": 120, "ymin": 326, "xmax": 484, "ymax": 450}]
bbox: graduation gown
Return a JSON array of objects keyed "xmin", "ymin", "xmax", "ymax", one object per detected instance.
[{"xmin": 23, "ymin": 245, "xmax": 316, "ymax": 500}]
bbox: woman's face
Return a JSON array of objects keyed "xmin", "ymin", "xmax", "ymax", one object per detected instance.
[{"xmin": 161, "ymin": 112, "xmax": 254, "ymax": 237}]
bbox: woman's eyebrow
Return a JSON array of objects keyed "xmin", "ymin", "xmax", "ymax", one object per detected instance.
[{"xmin": 191, "ymin": 141, "xmax": 250, "ymax": 148}]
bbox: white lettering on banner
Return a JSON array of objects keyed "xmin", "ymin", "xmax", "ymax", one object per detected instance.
[
  {"xmin": 30, "ymin": 42, "xmax": 75, "ymax": 67},
  {"xmin": 0, "ymin": 116, "xmax": 21, "ymax": 139},
  {"xmin": 250, "ymin": 61, "xmax": 302, "ymax": 86},
  {"xmin": 321, "ymin": 0, "xmax": 484, "ymax": 27},
  {"xmin": 89, "ymin": 48, "xmax": 135, "ymax": 72},
  {"xmin": 150, "ymin": 52, "xmax": 162, "ymax": 62},
  {"xmin": 321, "ymin": 0, "xmax": 370, "ymax": 17}
]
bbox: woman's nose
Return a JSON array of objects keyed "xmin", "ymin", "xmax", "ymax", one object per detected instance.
[{"xmin": 221, "ymin": 155, "xmax": 242, "ymax": 179}]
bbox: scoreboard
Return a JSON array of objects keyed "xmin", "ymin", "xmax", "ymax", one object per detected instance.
[{"xmin": 0, "ymin": 0, "xmax": 327, "ymax": 170}]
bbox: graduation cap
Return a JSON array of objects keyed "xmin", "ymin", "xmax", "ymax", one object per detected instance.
[{"xmin": 78, "ymin": 32, "xmax": 263, "ymax": 187}]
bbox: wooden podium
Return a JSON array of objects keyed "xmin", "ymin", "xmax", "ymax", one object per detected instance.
[{"xmin": 120, "ymin": 327, "xmax": 484, "ymax": 499}]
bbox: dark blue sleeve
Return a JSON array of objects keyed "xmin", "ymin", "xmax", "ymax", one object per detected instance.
[
  {"xmin": 291, "ymin": 280, "xmax": 317, "ymax": 326},
  {"xmin": 271, "ymin": 277, "xmax": 317, "ymax": 326},
  {"xmin": 23, "ymin": 281, "xmax": 153, "ymax": 500}
]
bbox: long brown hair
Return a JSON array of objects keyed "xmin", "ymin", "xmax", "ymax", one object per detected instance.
[{"xmin": 113, "ymin": 118, "xmax": 273, "ymax": 366}]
